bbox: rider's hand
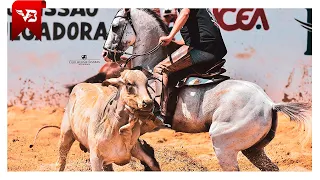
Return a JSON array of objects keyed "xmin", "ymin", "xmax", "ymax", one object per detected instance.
[{"xmin": 159, "ymin": 35, "xmax": 173, "ymax": 46}]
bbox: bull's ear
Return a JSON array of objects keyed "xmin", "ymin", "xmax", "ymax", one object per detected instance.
[{"xmin": 102, "ymin": 77, "xmax": 124, "ymax": 87}]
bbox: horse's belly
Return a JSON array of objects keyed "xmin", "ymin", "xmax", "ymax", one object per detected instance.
[
  {"xmin": 170, "ymin": 85, "xmax": 217, "ymax": 133},
  {"xmin": 172, "ymin": 101, "xmax": 210, "ymax": 133},
  {"xmin": 172, "ymin": 87, "xmax": 211, "ymax": 133}
]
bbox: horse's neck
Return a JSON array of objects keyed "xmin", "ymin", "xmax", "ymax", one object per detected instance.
[
  {"xmin": 132, "ymin": 39, "xmax": 181, "ymax": 71},
  {"xmin": 130, "ymin": 27, "xmax": 165, "ymax": 69},
  {"xmin": 130, "ymin": 9, "xmax": 180, "ymax": 70}
]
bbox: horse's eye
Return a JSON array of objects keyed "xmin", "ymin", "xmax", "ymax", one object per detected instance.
[{"xmin": 112, "ymin": 25, "xmax": 120, "ymax": 32}]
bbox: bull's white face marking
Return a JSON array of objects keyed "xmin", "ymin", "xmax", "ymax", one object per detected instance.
[{"xmin": 104, "ymin": 9, "xmax": 136, "ymax": 52}]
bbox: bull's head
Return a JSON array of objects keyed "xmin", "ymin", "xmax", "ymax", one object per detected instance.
[{"xmin": 102, "ymin": 69, "xmax": 154, "ymax": 112}]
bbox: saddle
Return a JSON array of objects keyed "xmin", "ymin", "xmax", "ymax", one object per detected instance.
[
  {"xmin": 175, "ymin": 59, "xmax": 230, "ymax": 88},
  {"xmin": 131, "ymin": 59, "xmax": 230, "ymax": 89}
]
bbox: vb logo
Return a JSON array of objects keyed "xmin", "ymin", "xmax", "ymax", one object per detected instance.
[
  {"xmin": 16, "ymin": 9, "xmax": 38, "ymax": 22},
  {"xmin": 11, "ymin": 0, "xmax": 46, "ymax": 41}
]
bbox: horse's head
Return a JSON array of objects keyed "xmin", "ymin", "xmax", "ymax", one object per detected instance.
[
  {"xmin": 103, "ymin": 8, "xmax": 136, "ymax": 62},
  {"xmin": 103, "ymin": 8, "xmax": 179, "ymax": 70}
]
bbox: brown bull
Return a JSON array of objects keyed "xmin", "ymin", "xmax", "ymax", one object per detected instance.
[{"xmin": 31, "ymin": 70, "xmax": 162, "ymax": 171}]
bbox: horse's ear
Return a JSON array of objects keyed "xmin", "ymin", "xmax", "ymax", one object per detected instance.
[{"xmin": 124, "ymin": 8, "xmax": 130, "ymax": 12}]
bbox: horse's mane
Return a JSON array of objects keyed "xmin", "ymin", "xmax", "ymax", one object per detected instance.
[{"xmin": 137, "ymin": 8, "xmax": 170, "ymax": 35}]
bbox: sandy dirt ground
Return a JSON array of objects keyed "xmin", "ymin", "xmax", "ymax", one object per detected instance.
[{"xmin": 7, "ymin": 106, "xmax": 312, "ymax": 172}]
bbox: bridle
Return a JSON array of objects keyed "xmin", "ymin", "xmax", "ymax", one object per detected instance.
[
  {"xmin": 103, "ymin": 8, "xmax": 163, "ymax": 68},
  {"xmin": 103, "ymin": 9, "xmax": 167, "ymax": 110}
]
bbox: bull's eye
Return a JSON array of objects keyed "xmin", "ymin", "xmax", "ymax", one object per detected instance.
[{"xmin": 126, "ymin": 83, "xmax": 136, "ymax": 94}]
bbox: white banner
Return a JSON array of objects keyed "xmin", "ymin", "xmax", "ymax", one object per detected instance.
[{"xmin": 7, "ymin": 8, "xmax": 312, "ymax": 107}]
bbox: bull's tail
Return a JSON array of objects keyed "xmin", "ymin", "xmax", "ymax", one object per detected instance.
[{"xmin": 29, "ymin": 125, "xmax": 60, "ymax": 148}]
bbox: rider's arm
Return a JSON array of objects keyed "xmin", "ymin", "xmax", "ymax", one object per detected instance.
[
  {"xmin": 174, "ymin": 39, "xmax": 185, "ymax": 45},
  {"xmin": 167, "ymin": 8, "xmax": 190, "ymax": 39}
]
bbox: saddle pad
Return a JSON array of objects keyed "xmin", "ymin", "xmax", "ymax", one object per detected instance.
[{"xmin": 176, "ymin": 75, "xmax": 230, "ymax": 88}]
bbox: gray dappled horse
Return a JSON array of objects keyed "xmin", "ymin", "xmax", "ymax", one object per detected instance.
[{"xmin": 102, "ymin": 8, "xmax": 312, "ymax": 171}]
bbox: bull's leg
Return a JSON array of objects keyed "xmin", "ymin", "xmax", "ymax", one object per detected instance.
[
  {"xmin": 242, "ymin": 148, "xmax": 279, "ymax": 171},
  {"xmin": 89, "ymin": 151, "xmax": 103, "ymax": 171},
  {"xmin": 55, "ymin": 130, "xmax": 75, "ymax": 171},
  {"xmin": 131, "ymin": 140, "xmax": 160, "ymax": 171}
]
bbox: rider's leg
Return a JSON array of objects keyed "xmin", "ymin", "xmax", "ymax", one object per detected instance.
[
  {"xmin": 153, "ymin": 45, "xmax": 219, "ymax": 123},
  {"xmin": 153, "ymin": 45, "xmax": 193, "ymax": 122}
]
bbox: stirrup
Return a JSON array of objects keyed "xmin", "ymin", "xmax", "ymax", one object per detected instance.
[
  {"xmin": 154, "ymin": 114, "xmax": 171, "ymax": 128},
  {"xmin": 152, "ymin": 101, "xmax": 171, "ymax": 128}
]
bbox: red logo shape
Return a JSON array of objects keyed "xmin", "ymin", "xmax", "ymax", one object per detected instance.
[
  {"xmin": 11, "ymin": 0, "xmax": 46, "ymax": 41},
  {"xmin": 212, "ymin": 8, "xmax": 269, "ymax": 31}
]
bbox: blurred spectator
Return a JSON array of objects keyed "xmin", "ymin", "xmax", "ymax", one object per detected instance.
[
  {"xmin": 162, "ymin": 8, "xmax": 178, "ymax": 31},
  {"xmin": 152, "ymin": 8, "xmax": 161, "ymax": 17},
  {"xmin": 162, "ymin": 8, "xmax": 184, "ymax": 45}
]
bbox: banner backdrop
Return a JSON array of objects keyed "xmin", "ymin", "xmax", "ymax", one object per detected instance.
[{"xmin": 7, "ymin": 8, "xmax": 312, "ymax": 108}]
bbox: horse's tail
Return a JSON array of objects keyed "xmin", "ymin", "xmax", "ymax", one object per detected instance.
[
  {"xmin": 273, "ymin": 102, "xmax": 312, "ymax": 144},
  {"xmin": 29, "ymin": 125, "xmax": 60, "ymax": 148},
  {"xmin": 272, "ymin": 102, "xmax": 311, "ymax": 123},
  {"xmin": 65, "ymin": 72, "xmax": 107, "ymax": 94}
]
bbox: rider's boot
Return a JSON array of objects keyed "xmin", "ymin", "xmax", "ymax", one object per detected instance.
[{"xmin": 153, "ymin": 45, "xmax": 193, "ymax": 126}]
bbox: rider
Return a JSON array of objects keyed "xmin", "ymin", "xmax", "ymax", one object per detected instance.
[
  {"xmin": 153, "ymin": 8, "xmax": 228, "ymax": 123},
  {"xmin": 152, "ymin": 8, "xmax": 161, "ymax": 17}
]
